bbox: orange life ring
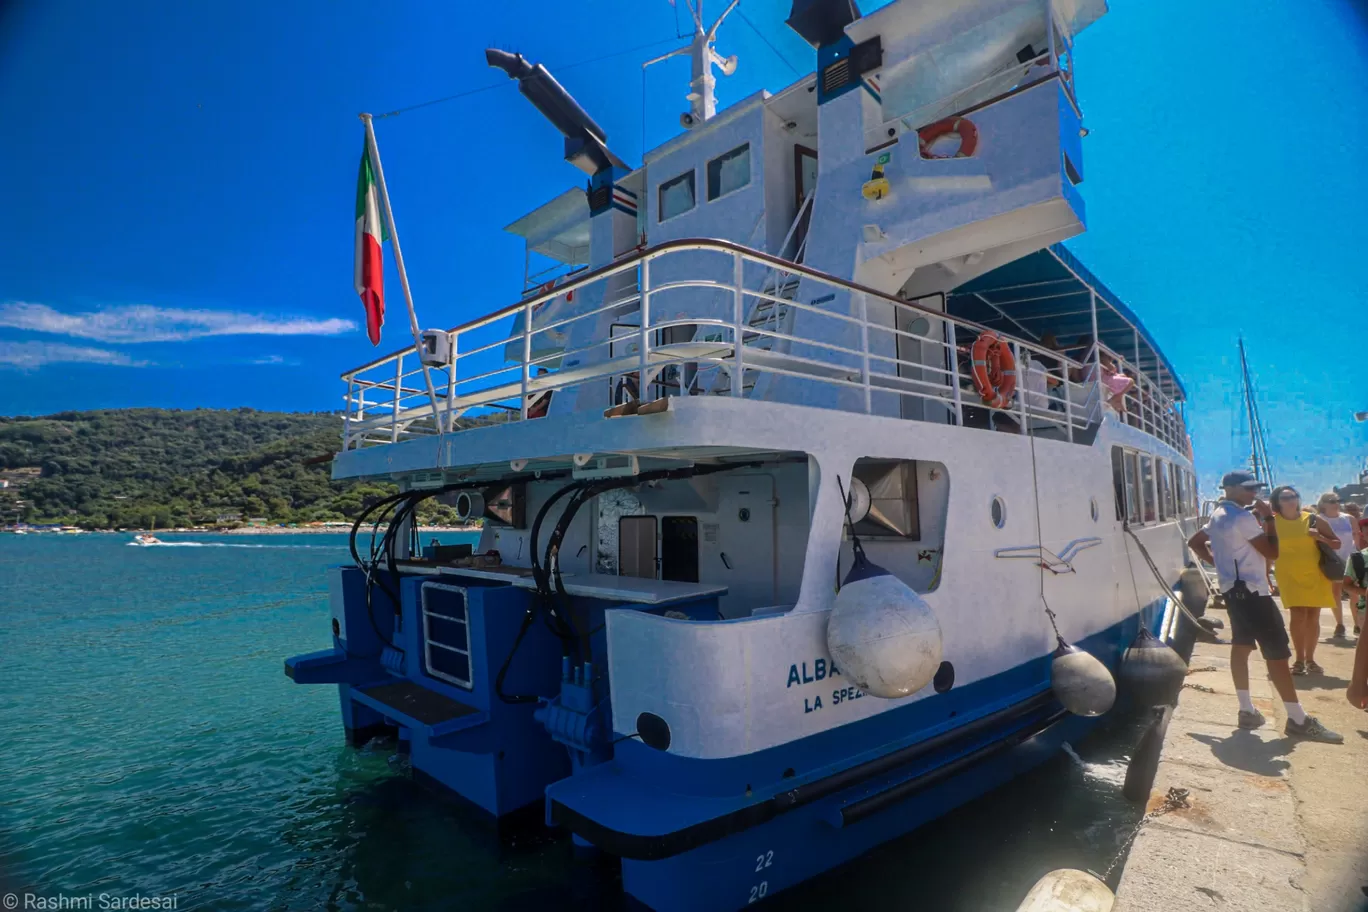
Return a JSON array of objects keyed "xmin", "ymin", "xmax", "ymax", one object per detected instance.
[
  {"xmin": 918, "ymin": 116, "xmax": 979, "ymax": 159},
  {"xmin": 970, "ymin": 331, "xmax": 1017, "ymax": 409}
]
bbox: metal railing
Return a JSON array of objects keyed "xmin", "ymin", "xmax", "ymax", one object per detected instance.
[{"xmin": 339, "ymin": 239, "xmax": 1187, "ymax": 454}]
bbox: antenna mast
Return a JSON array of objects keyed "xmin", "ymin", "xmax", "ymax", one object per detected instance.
[{"xmin": 644, "ymin": 0, "xmax": 740, "ymax": 129}]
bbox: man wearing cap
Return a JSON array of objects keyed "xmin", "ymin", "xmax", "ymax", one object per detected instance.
[{"xmin": 1186, "ymin": 471, "xmax": 1343, "ymax": 742}]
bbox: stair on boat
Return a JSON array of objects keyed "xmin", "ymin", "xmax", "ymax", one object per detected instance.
[{"xmin": 350, "ymin": 679, "xmax": 488, "ymax": 743}]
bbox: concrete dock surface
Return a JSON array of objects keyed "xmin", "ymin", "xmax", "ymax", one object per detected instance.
[{"xmin": 1114, "ymin": 605, "xmax": 1368, "ymax": 912}]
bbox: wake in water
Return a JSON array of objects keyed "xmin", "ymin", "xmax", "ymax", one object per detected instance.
[{"xmin": 126, "ymin": 541, "xmax": 341, "ymax": 549}]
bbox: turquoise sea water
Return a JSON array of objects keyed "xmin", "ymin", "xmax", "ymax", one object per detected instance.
[{"xmin": 0, "ymin": 533, "xmax": 1146, "ymax": 911}]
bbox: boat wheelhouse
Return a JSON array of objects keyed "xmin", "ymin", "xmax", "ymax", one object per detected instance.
[{"xmin": 287, "ymin": 2, "xmax": 1202, "ymax": 909}]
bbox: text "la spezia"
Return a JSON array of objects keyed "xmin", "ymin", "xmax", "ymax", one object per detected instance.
[{"xmin": 786, "ymin": 657, "xmax": 864, "ymax": 713}]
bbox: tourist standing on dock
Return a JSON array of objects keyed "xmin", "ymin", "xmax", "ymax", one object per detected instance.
[
  {"xmin": 1317, "ymin": 493, "xmax": 1357, "ymax": 639},
  {"xmin": 1186, "ymin": 472, "xmax": 1342, "ymax": 742},
  {"xmin": 1269, "ymin": 486, "xmax": 1341, "ymax": 675}
]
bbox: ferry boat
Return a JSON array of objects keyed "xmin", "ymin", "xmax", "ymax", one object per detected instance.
[{"xmin": 286, "ymin": 1, "xmax": 1203, "ymax": 907}]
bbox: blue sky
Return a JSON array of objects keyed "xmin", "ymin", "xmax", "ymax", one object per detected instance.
[{"xmin": 1, "ymin": 0, "xmax": 1365, "ymax": 495}]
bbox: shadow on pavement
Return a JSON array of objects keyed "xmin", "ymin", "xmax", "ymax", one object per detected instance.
[{"xmin": 1186, "ymin": 729, "xmax": 1294, "ymax": 776}]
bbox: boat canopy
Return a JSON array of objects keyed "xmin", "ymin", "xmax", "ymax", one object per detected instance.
[
  {"xmin": 504, "ymin": 187, "xmax": 591, "ymax": 265},
  {"xmin": 947, "ymin": 243, "xmax": 1186, "ymax": 401}
]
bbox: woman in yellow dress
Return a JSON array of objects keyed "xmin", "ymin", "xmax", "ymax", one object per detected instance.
[{"xmin": 1270, "ymin": 486, "xmax": 1342, "ymax": 675}]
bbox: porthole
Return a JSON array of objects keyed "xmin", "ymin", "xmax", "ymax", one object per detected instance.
[
  {"xmin": 990, "ymin": 496, "xmax": 1007, "ymax": 529},
  {"xmin": 636, "ymin": 712, "xmax": 672, "ymax": 751},
  {"xmin": 1090, "ymin": 497, "xmax": 1099, "ymax": 522}
]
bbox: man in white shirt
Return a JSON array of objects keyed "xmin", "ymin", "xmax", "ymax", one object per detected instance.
[{"xmin": 1187, "ymin": 471, "xmax": 1342, "ymax": 743}]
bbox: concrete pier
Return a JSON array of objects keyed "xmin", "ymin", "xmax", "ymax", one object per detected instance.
[{"xmin": 1113, "ymin": 604, "xmax": 1368, "ymax": 912}]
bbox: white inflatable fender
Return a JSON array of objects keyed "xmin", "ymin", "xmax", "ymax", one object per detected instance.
[{"xmin": 826, "ymin": 554, "xmax": 943, "ymax": 699}]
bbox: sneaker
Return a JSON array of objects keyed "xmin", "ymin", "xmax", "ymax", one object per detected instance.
[
  {"xmin": 1306, "ymin": 660, "xmax": 1324, "ymax": 675},
  {"xmin": 1285, "ymin": 716, "xmax": 1344, "ymax": 744},
  {"xmin": 1292, "ymin": 660, "xmax": 1308, "ymax": 675},
  {"xmin": 1334, "ymin": 624, "xmax": 1347, "ymax": 639},
  {"xmin": 1237, "ymin": 709, "xmax": 1266, "ymax": 730}
]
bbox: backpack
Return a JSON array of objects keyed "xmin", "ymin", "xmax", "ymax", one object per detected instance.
[{"xmin": 1350, "ymin": 550, "xmax": 1368, "ymax": 587}]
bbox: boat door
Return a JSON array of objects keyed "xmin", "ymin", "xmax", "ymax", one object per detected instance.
[
  {"xmin": 661, "ymin": 517, "xmax": 699, "ymax": 583},
  {"xmin": 710, "ymin": 475, "xmax": 777, "ymax": 617},
  {"xmin": 896, "ymin": 293, "xmax": 950, "ymax": 423},
  {"xmin": 619, "ymin": 515, "xmax": 658, "ymax": 579},
  {"xmin": 792, "ymin": 145, "xmax": 817, "ymax": 258}
]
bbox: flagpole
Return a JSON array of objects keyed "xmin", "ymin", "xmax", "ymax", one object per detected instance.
[{"xmin": 360, "ymin": 112, "xmax": 447, "ymax": 441}]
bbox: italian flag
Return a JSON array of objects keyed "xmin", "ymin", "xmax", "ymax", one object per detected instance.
[{"xmin": 354, "ymin": 143, "xmax": 387, "ymax": 346}]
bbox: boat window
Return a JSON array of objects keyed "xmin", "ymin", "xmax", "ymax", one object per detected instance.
[
  {"xmin": 1165, "ymin": 463, "xmax": 1179, "ymax": 520},
  {"xmin": 1110, "ymin": 446, "xmax": 1126, "ymax": 521},
  {"xmin": 1155, "ymin": 459, "xmax": 1170, "ymax": 521},
  {"xmin": 658, "ymin": 170, "xmax": 696, "ymax": 222},
  {"xmin": 707, "ymin": 143, "xmax": 751, "ymax": 201},
  {"xmin": 1140, "ymin": 455, "xmax": 1157, "ymax": 523},
  {"xmin": 1123, "ymin": 452, "xmax": 1141, "ymax": 525}
]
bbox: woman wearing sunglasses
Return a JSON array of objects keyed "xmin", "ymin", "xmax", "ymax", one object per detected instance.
[
  {"xmin": 1271, "ymin": 486, "xmax": 1342, "ymax": 674},
  {"xmin": 1317, "ymin": 493, "xmax": 1358, "ymax": 638}
]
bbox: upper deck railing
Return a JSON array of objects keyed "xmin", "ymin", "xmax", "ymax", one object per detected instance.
[{"xmin": 339, "ymin": 239, "xmax": 1188, "ymax": 456}]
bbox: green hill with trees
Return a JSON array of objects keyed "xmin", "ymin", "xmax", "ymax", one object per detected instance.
[{"xmin": 0, "ymin": 408, "xmax": 460, "ymax": 529}]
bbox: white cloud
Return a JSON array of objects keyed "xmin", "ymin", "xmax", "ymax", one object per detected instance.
[
  {"xmin": 248, "ymin": 354, "xmax": 300, "ymax": 366},
  {"xmin": 0, "ymin": 301, "xmax": 356, "ymax": 343},
  {"xmin": 0, "ymin": 341, "xmax": 148, "ymax": 370}
]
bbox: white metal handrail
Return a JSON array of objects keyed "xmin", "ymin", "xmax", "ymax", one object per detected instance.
[{"xmin": 339, "ymin": 239, "xmax": 1186, "ymax": 454}]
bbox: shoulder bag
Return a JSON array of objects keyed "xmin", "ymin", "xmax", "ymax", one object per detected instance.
[{"xmin": 1315, "ymin": 517, "xmax": 1347, "ymax": 581}]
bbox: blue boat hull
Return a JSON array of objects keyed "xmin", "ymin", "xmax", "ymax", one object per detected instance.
[
  {"xmin": 289, "ymin": 561, "xmax": 1170, "ymax": 912},
  {"xmin": 555, "ymin": 598, "xmax": 1167, "ymax": 911},
  {"xmin": 619, "ymin": 709, "xmax": 1095, "ymax": 911}
]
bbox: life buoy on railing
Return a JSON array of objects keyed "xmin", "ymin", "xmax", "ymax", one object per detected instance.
[
  {"xmin": 970, "ymin": 331, "xmax": 1017, "ymax": 409},
  {"xmin": 918, "ymin": 116, "xmax": 979, "ymax": 159}
]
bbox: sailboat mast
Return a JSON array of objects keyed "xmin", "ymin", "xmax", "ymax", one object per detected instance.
[
  {"xmin": 1238, "ymin": 336, "xmax": 1276, "ymax": 484},
  {"xmin": 1238, "ymin": 337, "xmax": 1260, "ymax": 481}
]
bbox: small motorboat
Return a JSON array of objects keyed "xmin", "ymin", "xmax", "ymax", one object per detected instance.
[{"xmin": 132, "ymin": 533, "xmax": 163, "ymax": 546}]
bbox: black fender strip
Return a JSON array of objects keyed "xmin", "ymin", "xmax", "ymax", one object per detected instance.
[
  {"xmin": 550, "ymin": 689, "xmax": 1059, "ymax": 860},
  {"xmin": 838, "ymin": 708, "xmax": 1069, "ymax": 825}
]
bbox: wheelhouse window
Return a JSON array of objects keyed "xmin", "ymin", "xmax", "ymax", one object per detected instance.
[
  {"xmin": 658, "ymin": 170, "xmax": 696, "ymax": 221},
  {"xmin": 706, "ymin": 143, "xmax": 751, "ymax": 201}
]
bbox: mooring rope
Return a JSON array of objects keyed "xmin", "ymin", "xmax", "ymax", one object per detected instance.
[
  {"xmin": 1122, "ymin": 524, "xmax": 1211, "ymax": 633},
  {"xmin": 1025, "ymin": 425, "xmax": 1064, "ymax": 642}
]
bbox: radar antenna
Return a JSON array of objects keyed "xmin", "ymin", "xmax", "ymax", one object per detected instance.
[{"xmin": 643, "ymin": 0, "xmax": 740, "ymax": 129}]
